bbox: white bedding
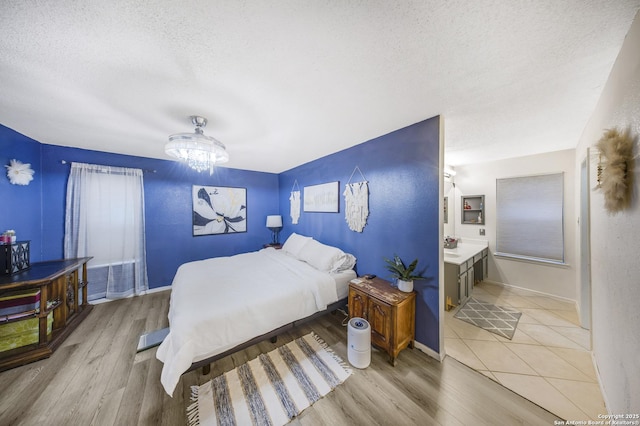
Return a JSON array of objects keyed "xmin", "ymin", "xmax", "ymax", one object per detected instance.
[{"xmin": 156, "ymin": 247, "xmax": 353, "ymax": 396}]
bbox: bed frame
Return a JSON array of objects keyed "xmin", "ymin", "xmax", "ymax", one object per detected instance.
[{"xmin": 185, "ymin": 297, "xmax": 348, "ymax": 375}]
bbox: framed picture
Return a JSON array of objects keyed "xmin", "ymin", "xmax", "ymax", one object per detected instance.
[
  {"xmin": 192, "ymin": 185, "xmax": 247, "ymax": 235},
  {"xmin": 303, "ymin": 181, "xmax": 339, "ymax": 212}
]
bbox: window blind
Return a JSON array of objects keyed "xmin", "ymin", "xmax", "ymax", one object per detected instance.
[{"xmin": 496, "ymin": 173, "xmax": 564, "ymax": 263}]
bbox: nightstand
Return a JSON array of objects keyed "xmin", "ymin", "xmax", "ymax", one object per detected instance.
[
  {"xmin": 263, "ymin": 243, "xmax": 282, "ymax": 249},
  {"xmin": 348, "ymin": 277, "xmax": 415, "ymax": 365}
]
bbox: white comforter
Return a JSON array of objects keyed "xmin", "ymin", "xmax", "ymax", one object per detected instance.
[{"xmin": 156, "ymin": 248, "xmax": 338, "ymax": 396}]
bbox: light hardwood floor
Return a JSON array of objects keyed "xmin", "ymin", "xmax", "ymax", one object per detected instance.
[{"xmin": 0, "ymin": 291, "xmax": 561, "ymax": 425}]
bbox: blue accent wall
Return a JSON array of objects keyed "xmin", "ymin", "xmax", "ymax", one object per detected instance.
[
  {"xmin": 278, "ymin": 117, "xmax": 441, "ymax": 351},
  {"xmin": 1, "ymin": 116, "xmax": 441, "ymax": 353},
  {"xmin": 0, "ymin": 126, "xmax": 43, "ymax": 260},
  {"xmin": 1, "ymin": 126, "xmax": 279, "ymax": 288}
]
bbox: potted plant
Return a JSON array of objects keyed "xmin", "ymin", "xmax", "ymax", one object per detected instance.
[{"xmin": 384, "ymin": 254, "xmax": 425, "ymax": 292}]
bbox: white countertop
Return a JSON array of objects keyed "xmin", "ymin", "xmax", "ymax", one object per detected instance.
[{"xmin": 444, "ymin": 241, "xmax": 488, "ymax": 265}]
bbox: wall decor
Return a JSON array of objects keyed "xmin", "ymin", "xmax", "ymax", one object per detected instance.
[
  {"xmin": 5, "ymin": 159, "xmax": 34, "ymax": 185},
  {"xmin": 303, "ymin": 181, "xmax": 339, "ymax": 212},
  {"xmin": 595, "ymin": 127, "xmax": 634, "ymax": 213},
  {"xmin": 289, "ymin": 180, "xmax": 301, "ymax": 224},
  {"xmin": 192, "ymin": 185, "xmax": 246, "ymax": 235},
  {"xmin": 343, "ymin": 166, "xmax": 368, "ymax": 232}
]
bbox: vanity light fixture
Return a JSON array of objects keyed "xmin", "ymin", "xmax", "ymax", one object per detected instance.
[
  {"xmin": 166, "ymin": 116, "xmax": 229, "ymax": 174},
  {"xmin": 444, "ymin": 167, "xmax": 457, "ymax": 179}
]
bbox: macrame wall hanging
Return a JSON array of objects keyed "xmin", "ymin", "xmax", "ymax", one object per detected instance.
[
  {"xmin": 289, "ymin": 180, "xmax": 301, "ymax": 224},
  {"xmin": 594, "ymin": 128, "xmax": 634, "ymax": 213},
  {"xmin": 343, "ymin": 166, "xmax": 369, "ymax": 232}
]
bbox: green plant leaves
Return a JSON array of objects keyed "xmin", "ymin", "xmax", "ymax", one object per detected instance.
[{"xmin": 384, "ymin": 254, "xmax": 425, "ymax": 281}]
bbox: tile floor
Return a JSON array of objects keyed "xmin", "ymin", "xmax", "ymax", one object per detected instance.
[{"xmin": 444, "ymin": 281, "xmax": 606, "ymax": 421}]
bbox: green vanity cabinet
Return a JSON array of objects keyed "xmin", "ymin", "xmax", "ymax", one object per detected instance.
[{"xmin": 444, "ymin": 247, "xmax": 488, "ymax": 307}]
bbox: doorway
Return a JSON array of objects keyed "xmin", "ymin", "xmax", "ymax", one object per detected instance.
[{"xmin": 579, "ymin": 152, "xmax": 592, "ymax": 331}]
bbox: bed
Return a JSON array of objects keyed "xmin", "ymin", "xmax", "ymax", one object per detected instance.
[{"xmin": 156, "ymin": 234, "xmax": 356, "ymax": 396}]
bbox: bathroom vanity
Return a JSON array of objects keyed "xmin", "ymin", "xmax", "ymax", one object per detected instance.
[{"xmin": 444, "ymin": 242, "xmax": 489, "ymax": 308}]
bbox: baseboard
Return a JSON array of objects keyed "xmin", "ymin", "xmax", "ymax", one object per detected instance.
[
  {"xmin": 146, "ymin": 285, "xmax": 172, "ymax": 294},
  {"xmin": 414, "ymin": 340, "xmax": 443, "ymax": 361},
  {"xmin": 482, "ymin": 279, "xmax": 577, "ymax": 307},
  {"xmin": 591, "ymin": 351, "xmax": 611, "ymax": 414},
  {"xmin": 89, "ymin": 285, "xmax": 172, "ymax": 305}
]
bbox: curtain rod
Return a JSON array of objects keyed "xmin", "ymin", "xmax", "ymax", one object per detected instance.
[{"xmin": 60, "ymin": 160, "xmax": 156, "ymax": 173}]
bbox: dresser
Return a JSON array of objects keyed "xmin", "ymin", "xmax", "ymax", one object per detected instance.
[
  {"xmin": 348, "ymin": 277, "xmax": 415, "ymax": 365},
  {"xmin": 0, "ymin": 257, "xmax": 93, "ymax": 371}
]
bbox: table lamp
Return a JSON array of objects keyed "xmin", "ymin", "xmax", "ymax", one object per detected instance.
[{"xmin": 266, "ymin": 215, "xmax": 283, "ymax": 245}]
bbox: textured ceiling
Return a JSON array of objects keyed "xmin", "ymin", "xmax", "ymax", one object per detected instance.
[{"xmin": 1, "ymin": 1, "xmax": 638, "ymax": 173}]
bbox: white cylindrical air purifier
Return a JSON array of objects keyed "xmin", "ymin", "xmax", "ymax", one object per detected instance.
[{"xmin": 348, "ymin": 317, "xmax": 371, "ymax": 368}]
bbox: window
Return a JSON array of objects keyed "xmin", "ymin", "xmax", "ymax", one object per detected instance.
[
  {"xmin": 64, "ymin": 162, "xmax": 148, "ymax": 300},
  {"xmin": 496, "ymin": 173, "xmax": 564, "ymax": 264}
]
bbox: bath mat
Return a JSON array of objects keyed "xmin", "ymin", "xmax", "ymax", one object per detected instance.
[
  {"xmin": 455, "ymin": 297, "xmax": 522, "ymax": 339},
  {"xmin": 187, "ymin": 332, "xmax": 351, "ymax": 426}
]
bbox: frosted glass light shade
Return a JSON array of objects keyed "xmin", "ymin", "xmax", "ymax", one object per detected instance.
[
  {"xmin": 266, "ymin": 215, "xmax": 283, "ymax": 228},
  {"xmin": 166, "ymin": 116, "xmax": 229, "ymax": 173}
]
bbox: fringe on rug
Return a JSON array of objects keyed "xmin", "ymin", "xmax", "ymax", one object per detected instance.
[
  {"xmin": 187, "ymin": 385, "xmax": 200, "ymax": 426},
  {"xmin": 310, "ymin": 332, "xmax": 352, "ymax": 377}
]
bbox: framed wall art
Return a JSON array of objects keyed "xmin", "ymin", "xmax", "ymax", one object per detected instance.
[
  {"xmin": 192, "ymin": 185, "xmax": 247, "ymax": 235},
  {"xmin": 303, "ymin": 181, "xmax": 339, "ymax": 212}
]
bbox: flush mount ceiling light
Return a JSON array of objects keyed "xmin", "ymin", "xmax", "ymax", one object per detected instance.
[{"xmin": 166, "ymin": 116, "xmax": 229, "ymax": 174}]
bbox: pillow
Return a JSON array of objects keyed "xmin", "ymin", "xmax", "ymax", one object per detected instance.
[
  {"xmin": 335, "ymin": 253, "xmax": 357, "ymax": 272},
  {"xmin": 281, "ymin": 233, "xmax": 313, "ymax": 258},
  {"xmin": 298, "ymin": 239, "xmax": 356, "ymax": 273}
]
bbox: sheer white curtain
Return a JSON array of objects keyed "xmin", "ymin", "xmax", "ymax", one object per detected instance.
[{"xmin": 64, "ymin": 162, "xmax": 148, "ymax": 300}]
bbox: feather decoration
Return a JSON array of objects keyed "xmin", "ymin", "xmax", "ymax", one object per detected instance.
[
  {"xmin": 5, "ymin": 159, "xmax": 35, "ymax": 185},
  {"xmin": 595, "ymin": 128, "xmax": 633, "ymax": 213}
]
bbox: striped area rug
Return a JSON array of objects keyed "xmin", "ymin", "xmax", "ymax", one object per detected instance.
[{"xmin": 187, "ymin": 332, "xmax": 352, "ymax": 426}]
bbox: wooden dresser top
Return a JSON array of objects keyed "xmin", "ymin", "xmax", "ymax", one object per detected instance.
[{"xmin": 0, "ymin": 257, "xmax": 93, "ymax": 291}]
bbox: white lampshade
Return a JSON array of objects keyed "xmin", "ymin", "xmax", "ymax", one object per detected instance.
[{"xmin": 266, "ymin": 215, "xmax": 283, "ymax": 228}]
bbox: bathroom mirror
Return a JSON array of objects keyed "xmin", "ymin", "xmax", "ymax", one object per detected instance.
[
  {"xmin": 444, "ymin": 196, "xmax": 448, "ymax": 224},
  {"xmin": 444, "ymin": 181, "xmax": 456, "ymax": 237}
]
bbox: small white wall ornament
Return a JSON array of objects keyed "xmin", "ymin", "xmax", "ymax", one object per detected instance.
[
  {"xmin": 5, "ymin": 159, "xmax": 35, "ymax": 185},
  {"xmin": 344, "ymin": 181, "xmax": 369, "ymax": 232},
  {"xmin": 289, "ymin": 180, "xmax": 301, "ymax": 225},
  {"xmin": 595, "ymin": 128, "xmax": 634, "ymax": 213},
  {"xmin": 290, "ymin": 191, "xmax": 301, "ymax": 224},
  {"xmin": 344, "ymin": 166, "xmax": 369, "ymax": 232}
]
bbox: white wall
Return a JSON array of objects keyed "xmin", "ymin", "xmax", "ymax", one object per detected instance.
[
  {"xmin": 453, "ymin": 149, "xmax": 577, "ymax": 300},
  {"xmin": 574, "ymin": 10, "xmax": 640, "ymax": 415}
]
